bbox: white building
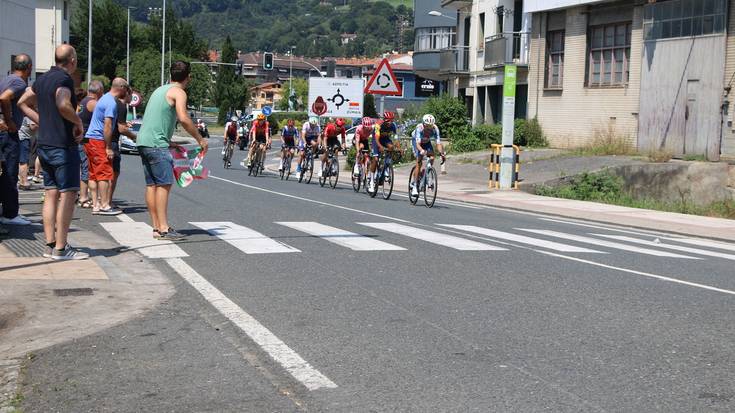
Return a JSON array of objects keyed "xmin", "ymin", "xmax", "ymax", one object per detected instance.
[
  {"xmin": 35, "ymin": 0, "xmax": 70, "ymax": 75},
  {"xmin": 0, "ymin": 0, "xmax": 36, "ymax": 78}
]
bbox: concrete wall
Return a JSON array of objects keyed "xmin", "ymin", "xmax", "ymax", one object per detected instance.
[
  {"xmin": 638, "ymin": 35, "xmax": 726, "ymax": 160},
  {"xmin": 0, "ymin": 0, "xmax": 36, "ymax": 80},
  {"xmin": 35, "ymin": 0, "xmax": 70, "ymax": 75},
  {"xmin": 722, "ymin": 0, "xmax": 735, "ymax": 160},
  {"xmin": 527, "ymin": 2, "xmax": 642, "ymax": 149}
]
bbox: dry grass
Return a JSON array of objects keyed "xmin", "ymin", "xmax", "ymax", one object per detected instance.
[
  {"xmin": 647, "ymin": 149, "xmax": 673, "ymax": 163},
  {"xmin": 572, "ymin": 121, "xmax": 636, "ymax": 156}
]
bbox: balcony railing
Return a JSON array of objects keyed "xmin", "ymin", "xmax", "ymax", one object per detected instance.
[
  {"xmin": 485, "ymin": 32, "xmax": 530, "ymax": 69},
  {"xmin": 439, "ymin": 46, "xmax": 470, "ymax": 74}
]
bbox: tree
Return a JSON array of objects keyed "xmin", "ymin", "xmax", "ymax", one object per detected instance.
[
  {"xmin": 71, "ymin": 0, "xmax": 127, "ymax": 80},
  {"xmin": 364, "ymin": 94, "xmax": 378, "ymax": 118},
  {"xmin": 188, "ymin": 63, "xmax": 211, "ymax": 109},
  {"xmin": 215, "ymin": 36, "xmax": 250, "ymax": 124}
]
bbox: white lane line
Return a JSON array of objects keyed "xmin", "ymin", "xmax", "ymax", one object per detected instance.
[
  {"xmin": 539, "ymin": 217, "xmax": 666, "ymax": 237},
  {"xmin": 595, "ymin": 234, "xmax": 735, "ymax": 261},
  {"xmin": 190, "ymin": 222, "xmax": 300, "ymax": 254},
  {"xmin": 358, "ymin": 222, "xmax": 506, "ymax": 251},
  {"xmin": 518, "ymin": 229, "xmax": 699, "ymax": 259},
  {"xmin": 439, "ymin": 225, "xmax": 605, "ymax": 253},
  {"xmin": 165, "ymin": 257, "xmax": 337, "ymax": 390},
  {"xmin": 535, "ymin": 251, "xmax": 735, "ymax": 297},
  {"xmin": 277, "ymin": 222, "xmax": 405, "ymax": 251},
  {"xmin": 663, "ymin": 237, "xmax": 735, "ymax": 253},
  {"xmin": 100, "ymin": 222, "xmax": 189, "ymax": 259},
  {"xmin": 117, "ymin": 213, "xmax": 135, "ymax": 223},
  {"xmin": 209, "ymin": 175, "xmax": 411, "ymax": 223}
]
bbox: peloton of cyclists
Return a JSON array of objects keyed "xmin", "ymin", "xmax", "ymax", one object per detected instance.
[
  {"xmin": 319, "ymin": 117, "xmax": 347, "ymax": 178},
  {"xmin": 279, "ymin": 119, "xmax": 300, "ymax": 173},
  {"xmin": 411, "ymin": 114, "xmax": 445, "ymax": 196}
]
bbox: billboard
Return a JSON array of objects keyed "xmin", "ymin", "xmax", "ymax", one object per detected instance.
[
  {"xmin": 415, "ymin": 77, "xmax": 440, "ymax": 97},
  {"xmin": 308, "ymin": 77, "xmax": 364, "ymax": 118}
]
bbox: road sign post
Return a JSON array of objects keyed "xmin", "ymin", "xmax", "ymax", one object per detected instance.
[{"xmin": 499, "ymin": 65, "xmax": 517, "ymax": 190}]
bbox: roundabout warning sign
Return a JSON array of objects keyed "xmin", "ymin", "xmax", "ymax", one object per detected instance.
[
  {"xmin": 364, "ymin": 58, "xmax": 402, "ymax": 96},
  {"xmin": 308, "ymin": 77, "xmax": 364, "ymax": 118}
]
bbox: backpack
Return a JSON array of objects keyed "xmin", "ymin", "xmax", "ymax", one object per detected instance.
[{"xmin": 227, "ymin": 122, "xmax": 237, "ymax": 139}]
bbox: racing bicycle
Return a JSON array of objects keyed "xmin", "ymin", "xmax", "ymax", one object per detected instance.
[
  {"xmin": 280, "ymin": 146, "xmax": 296, "ymax": 180},
  {"xmin": 248, "ymin": 141, "xmax": 267, "ymax": 177},
  {"xmin": 408, "ymin": 156, "xmax": 441, "ymax": 207},
  {"xmin": 298, "ymin": 145, "xmax": 316, "ymax": 184},
  {"xmin": 367, "ymin": 149, "xmax": 401, "ymax": 200},
  {"xmin": 319, "ymin": 145, "xmax": 343, "ymax": 189}
]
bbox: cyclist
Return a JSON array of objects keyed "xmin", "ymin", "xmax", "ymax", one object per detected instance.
[
  {"xmin": 369, "ymin": 111, "xmax": 401, "ymax": 193},
  {"xmin": 279, "ymin": 119, "xmax": 300, "ymax": 173},
  {"xmin": 297, "ymin": 117, "xmax": 321, "ymax": 180},
  {"xmin": 353, "ymin": 117, "xmax": 374, "ymax": 177},
  {"xmin": 223, "ymin": 115, "xmax": 239, "ymax": 157},
  {"xmin": 196, "ymin": 118, "xmax": 209, "ymax": 139},
  {"xmin": 411, "ymin": 114, "xmax": 445, "ymax": 196},
  {"xmin": 238, "ymin": 120, "xmax": 248, "ymax": 150},
  {"xmin": 319, "ymin": 118, "xmax": 346, "ymax": 178},
  {"xmin": 245, "ymin": 113, "xmax": 271, "ymax": 168}
]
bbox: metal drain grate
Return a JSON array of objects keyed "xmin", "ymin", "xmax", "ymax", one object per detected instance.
[
  {"xmin": 53, "ymin": 288, "xmax": 94, "ymax": 297},
  {"xmin": 0, "ymin": 225, "xmax": 46, "ymax": 257}
]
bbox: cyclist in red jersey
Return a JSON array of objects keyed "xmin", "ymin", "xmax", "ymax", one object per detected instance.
[
  {"xmin": 318, "ymin": 118, "xmax": 346, "ymax": 178},
  {"xmin": 353, "ymin": 117, "xmax": 374, "ymax": 176},
  {"xmin": 245, "ymin": 113, "xmax": 271, "ymax": 168}
]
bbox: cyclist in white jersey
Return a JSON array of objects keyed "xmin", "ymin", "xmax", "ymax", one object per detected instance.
[
  {"xmin": 411, "ymin": 114, "xmax": 445, "ymax": 196},
  {"xmin": 297, "ymin": 117, "xmax": 320, "ymax": 180}
]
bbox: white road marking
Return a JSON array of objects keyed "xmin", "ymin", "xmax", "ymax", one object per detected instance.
[
  {"xmin": 99, "ymin": 222, "xmax": 188, "ymax": 259},
  {"xmin": 595, "ymin": 234, "xmax": 735, "ymax": 261},
  {"xmin": 535, "ymin": 251, "xmax": 735, "ymax": 297},
  {"xmin": 518, "ymin": 229, "xmax": 699, "ymax": 259},
  {"xmin": 663, "ymin": 237, "xmax": 735, "ymax": 253},
  {"xmin": 277, "ymin": 222, "xmax": 405, "ymax": 251},
  {"xmin": 165, "ymin": 257, "xmax": 337, "ymax": 390},
  {"xmin": 358, "ymin": 222, "xmax": 506, "ymax": 251},
  {"xmin": 190, "ymin": 222, "xmax": 300, "ymax": 254},
  {"xmin": 209, "ymin": 175, "xmax": 411, "ymax": 223},
  {"xmin": 440, "ymin": 225, "xmax": 605, "ymax": 253},
  {"xmin": 539, "ymin": 217, "xmax": 665, "ymax": 237},
  {"xmin": 116, "ymin": 213, "xmax": 135, "ymax": 223}
]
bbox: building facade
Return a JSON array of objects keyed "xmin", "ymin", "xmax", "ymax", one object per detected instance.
[
  {"xmin": 35, "ymin": 0, "xmax": 70, "ymax": 76},
  {"xmin": 0, "ymin": 0, "xmax": 36, "ymax": 79}
]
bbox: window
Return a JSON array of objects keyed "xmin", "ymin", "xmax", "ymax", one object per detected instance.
[
  {"xmin": 478, "ymin": 13, "xmax": 485, "ymax": 50},
  {"xmin": 643, "ymin": 0, "xmax": 726, "ymax": 40},
  {"xmin": 63, "ymin": 1, "xmax": 68, "ymax": 20},
  {"xmin": 587, "ymin": 23, "xmax": 631, "ymax": 87},
  {"xmin": 496, "ymin": 6, "xmax": 505, "ymax": 33},
  {"xmin": 415, "ymin": 27, "xmax": 456, "ymax": 51},
  {"xmin": 545, "ymin": 30, "xmax": 564, "ymax": 89},
  {"xmin": 396, "ymin": 78, "xmax": 404, "ymax": 98}
]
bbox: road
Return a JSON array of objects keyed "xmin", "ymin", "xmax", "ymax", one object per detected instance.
[{"xmin": 20, "ymin": 145, "xmax": 735, "ymax": 412}]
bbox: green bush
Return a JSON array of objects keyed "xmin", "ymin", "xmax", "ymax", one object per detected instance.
[
  {"xmin": 345, "ymin": 144, "xmax": 357, "ymax": 170},
  {"xmin": 423, "ymin": 94, "xmax": 469, "ymax": 140},
  {"xmin": 472, "ymin": 124, "xmax": 502, "ymax": 148},
  {"xmin": 448, "ymin": 125, "xmax": 483, "ymax": 153},
  {"xmin": 535, "ymin": 171, "xmax": 623, "ymax": 202},
  {"xmin": 525, "ymin": 117, "xmax": 547, "ymax": 147}
]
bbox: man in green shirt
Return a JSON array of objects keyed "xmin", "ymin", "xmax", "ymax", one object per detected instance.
[{"xmin": 137, "ymin": 61, "xmax": 208, "ymax": 240}]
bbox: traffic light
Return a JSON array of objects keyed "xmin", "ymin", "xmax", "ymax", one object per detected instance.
[{"xmin": 263, "ymin": 52, "xmax": 274, "ymax": 70}]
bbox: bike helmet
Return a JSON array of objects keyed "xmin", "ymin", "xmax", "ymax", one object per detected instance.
[
  {"xmin": 196, "ymin": 118, "xmax": 202, "ymax": 123},
  {"xmin": 361, "ymin": 117, "xmax": 374, "ymax": 127},
  {"xmin": 256, "ymin": 113, "xmax": 266, "ymax": 121},
  {"xmin": 382, "ymin": 111, "xmax": 395, "ymax": 121},
  {"xmin": 230, "ymin": 116, "xmax": 238, "ymax": 122},
  {"xmin": 335, "ymin": 118, "xmax": 345, "ymax": 127},
  {"xmin": 422, "ymin": 114, "xmax": 436, "ymax": 125},
  {"xmin": 309, "ymin": 116, "xmax": 319, "ymax": 125}
]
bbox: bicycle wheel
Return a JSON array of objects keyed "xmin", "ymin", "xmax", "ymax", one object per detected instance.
[
  {"xmin": 381, "ymin": 164, "xmax": 393, "ymax": 200},
  {"xmin": 408, "ymin": 166, "xmax": 419, "ymax": 205},
  {"xmin": 351, "ymin": 162, "xmax": 362, "ymax": 192},
  {"xmin": 319, "ymin": 159, "xmax": 328, "ymax": 187},
  {"xmin": 305, "ymin": 156, "xmax": 314, "ymax": 184},
  {"xmin": 329, "ymin": 157, "xmax": 339, "ymax": 189},
  {"xmin": 279, "ymin": 155, "xmax": 286, "ymax": 180},
  {"xmin": 252, "ymin": 148, "xmax": 261, "ymax": 177},
  {"xmin": 285, "ymin": 154, "xmax": 292, "ymax": 180},
  {"xmin": 224, "ymin": 145, "xmax": 232, "ymax": 169},
  {"xmin": 298, "ymin": 158, "xmax": 306, "ymax": 183},
  {"xmin": 424, "ymin": 167, "xmax": 438, "ymax": 208}
]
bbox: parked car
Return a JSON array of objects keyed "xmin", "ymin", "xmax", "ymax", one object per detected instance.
[{"xmin": 120, "ymin": 121, "xmax": 141, "ymax": 154}]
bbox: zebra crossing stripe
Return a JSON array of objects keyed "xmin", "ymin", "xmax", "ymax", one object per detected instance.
[
  {"xmin": 190, "ymin": 222, "xmax": 300, "ymax": 254},
  {"xmin": 662, "ymin": 237, "xmax": 735, "ymax": 253},
  {"xmin": 357, "ymin": 222, "xmax": 506, "ymax": 251},
  {"xmin": 594, "ymin": 234, "xmax": 735, "ymax": 261},
  {"xmin": 276, "ymin": 222, "xmax": 405, "ymax": 251},
  {"xmin": 439, "ymin": 225, "xmax": 605, "ymax": 253},
  {"xmin": 518, "ymin": 229, "xmax": 699, "ymax": 259},
  {"xmin": 100, "ymin": 222, "xmax": 188, "ymax": 259}
]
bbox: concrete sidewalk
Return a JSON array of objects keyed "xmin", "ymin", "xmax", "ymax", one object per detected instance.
[
  {"xmin": 0, "ymin": 205, "xmax": 174, "ymax": 410},
  {"xmin": 393, "ymin": 153, "xmax": 735, "ymax": 242}
]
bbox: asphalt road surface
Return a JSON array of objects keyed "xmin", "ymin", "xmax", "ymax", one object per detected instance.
[{"xmin": 22, "ymin": 146, "xmax": 735, "ymax": 412}]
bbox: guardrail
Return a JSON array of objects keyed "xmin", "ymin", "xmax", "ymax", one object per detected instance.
[{"xmin": 484, "ymin": 32, "xmax": 530, "ymax": 69}]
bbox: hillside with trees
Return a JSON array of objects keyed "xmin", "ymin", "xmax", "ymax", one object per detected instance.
[{"xmin": 114, "ymin": 0, "xmax": 414, "ymax": 57}]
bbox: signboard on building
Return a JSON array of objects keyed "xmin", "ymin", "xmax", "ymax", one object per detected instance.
[
  {"xmin": 415, "ymin": 77, "xmax": 440, "ymax": 97},
  {"xmin": 308, "ymin": 77, "xmax": 364, "ymax": 118}
]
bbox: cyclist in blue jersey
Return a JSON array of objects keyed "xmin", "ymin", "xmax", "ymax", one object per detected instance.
[
  {"xmin": 369, "ymin": 111, "xmax": 401, "ymax": 193},
  {"xmin": 411, "ymin": 114, "xmax": 445, "ymax": 196},
  {"xmin": 279, "ymin": 119, "xmax": 300, "ymax": 173}
]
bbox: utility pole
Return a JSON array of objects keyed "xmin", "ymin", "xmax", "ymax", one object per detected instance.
[
  {"xmin": 161, "ymin": 0, "xmax": 166, "ymax": 86},
  {"xmin": 289, "ymin": 46, "xmax": 295, "ymax": 111},
  {"xmin": 126, "ymin": 7, "xmax": 134, "ymax": 84},
  {"xmin": 87, "ymin": 0, "xmax": 92, "ymax": 84}
]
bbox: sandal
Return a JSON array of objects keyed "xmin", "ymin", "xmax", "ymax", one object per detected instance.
[{"xmin": 77, "ymin": 200, "xmax": 92, "ymax": 208}]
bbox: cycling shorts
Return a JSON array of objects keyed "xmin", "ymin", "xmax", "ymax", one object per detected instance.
[
  {"xmin": 370, "ymin": 137, "xmax": 392, "ymax": 157},
  {"xmin": 413, "ymin": 141, "xmax": 434, "ymax": 157},
  {"xmin": 326, "ymin": 137, "xmax": 341, "ymax": 149},
  {"xmin": 357, "ymin": 139, "xmax": 370, "ymax": 152},
  {"xmin": 254, "ymin": 134, "xmax": 267, "ymax": 144},
  {"xmin": 305, "ymin": 135, "xmax": 318, "ymax": 145},
  {"xmin": 282, "ymin": 137, "xmax": 295, "ymax": 147}
]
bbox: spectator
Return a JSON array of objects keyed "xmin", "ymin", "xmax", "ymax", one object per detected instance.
[
  {"xmin": 18, "ymin": 44, "xmax": 89, "ymax": 260},
  {"xmin": 17, "ymin": 116, "xmax": 37, "ymax": 190},
  {"xmin": 137, "ymin": 61, "xmax": 207, "ymax": 240},
  {"xmin": 109, "ymin": 86, "xmax": 136, "ymax": 207},
  {"xmin": 77, "ymin": 80, "xmax": 104, "ymax": 209},
  {"xmin": 0, "ymin": 53, "xmax": 33, "ymax": 225},
  {"xmin": 84, "ymin": 77, "xmax": 128, "ymax": 215}
]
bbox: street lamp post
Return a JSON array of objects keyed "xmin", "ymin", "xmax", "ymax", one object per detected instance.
[
  {"xmin": 428, "ymin": 10, "xmax": 457, "ymax": 20},
  {"xmin": 161, "ymin": 0, "xmax": 166, "ymax": 86},
  {"xmin": 87, "ymin": 0, "xmax": 92, "ymax": 84},
  {"xmin": 289, "ymin": 46, "xmax": 295, "ymax": 111},
  {"xmin": 126, "ymin": 7, "xmax": 136, "ymax": 85}
]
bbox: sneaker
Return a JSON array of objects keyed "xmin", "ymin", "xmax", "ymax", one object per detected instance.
[
  {"xmin": 0, "ymin": 215, "xmax": 31, "ymax": 225},
  {"xmin": 353, "ymin": 165, "xmax": 360, "ymax": 176},
  {"xmin": 221, "ymin": 149, "xmax": 226, "ymax": 155},
  {"xmin": 278, "ymin": 164, "xmax": 284, "ymax": 171},
  {"xmin": 159, "ymin": 228, "xmax": 186, "ymax": 240},
  {"xmin": 31, "ymin": 176, "xmax": 42, "ymax": 183},
  {"xmin": 368, "ymin": 181, "xmax": 376, "ymax": 193},
  {"xmin": 51, "ymin": 244, "xmax": 90, "ymax": 260},
  {"xmin": 227, "ymin": 162, "xmax": 232, "ymax": 168},
  {"xmin": 97, "ymin": 207, "xmax": 122, "ymax": 216},
  {"xmin": 43, "ymin": 242, "xmax": 55, "ymax": 258},
  {"xmin": 411, "ymin": 186, "xmax": 419, "ymax": 196}
]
